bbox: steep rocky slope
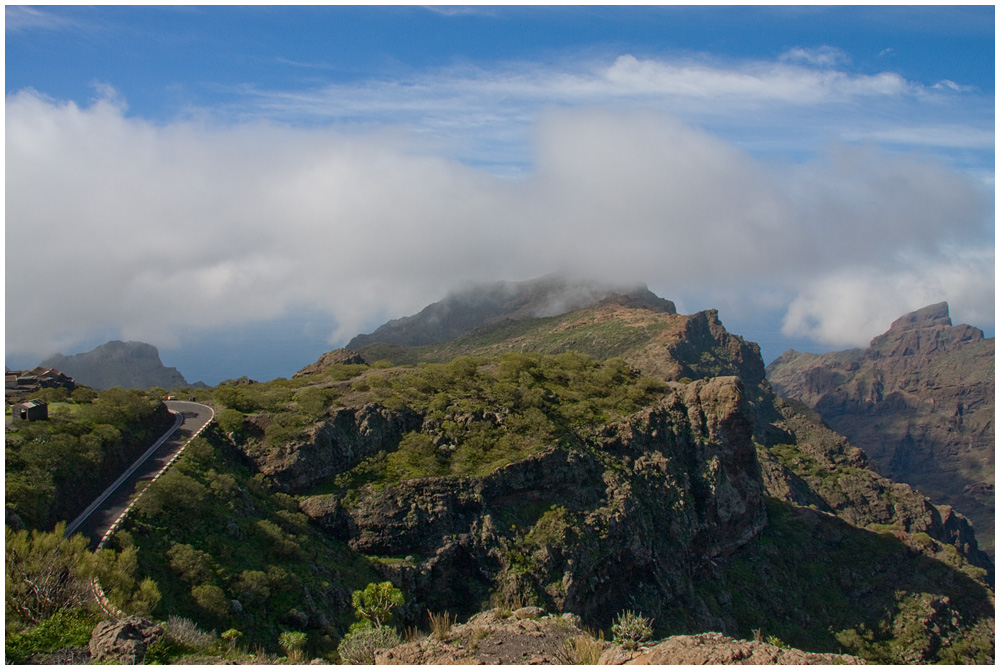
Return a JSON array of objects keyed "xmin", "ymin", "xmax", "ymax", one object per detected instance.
[
  {"xmin": 767, "ymin": 303, "xmax": 994, "ymax": 556},
  {"xmin": 201, "ymin": 288, "xmax": 991, "ymax": 661},
  {"xmin": 41, "ymin": 340, "xmax": 189, "ymax": 391},
  {"xmin": 294, "ymin": 374, "xmax": 766, "ymax": 630}
]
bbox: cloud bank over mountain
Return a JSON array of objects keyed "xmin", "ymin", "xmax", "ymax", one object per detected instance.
[{"xmin": 6, "ymin": 87, "xmax": 992, "ymax": 365}]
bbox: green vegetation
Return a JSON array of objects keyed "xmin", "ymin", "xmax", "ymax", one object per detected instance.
[
  {"xmin": 5, "ymin": 297, "xmax": 990, "ymax": 665},
  {"xmin": 5, "ymin": 387, "xmax": 174, "ymax": 530},
  {"xmin": 119, "ymin": 425, "xmax": 382, "ymax": 657},
  {"xmin": 336, "ymin": 582, "xmax": 406, "ymax": 663},
  {"xmin": 278, "ymin": 630, "xmax": 308, "ymax": 663},
  {"xmin": 611, "ymin": 610, "xmax": 654, "ymax": 650},
  {"xmin": 5, "ymin": 523, "xmax": 161, "ymax": 662},
  {"xmin": 703, "ymin": 498, "xmax": 994, "ymax": 663},
  {"xmin": 321, "ymin": 353, "xmax": 667, "ymax": 496},
  {"xmin": 352, "ymin": 581, "xmax": 405, "ymax": 628},
  {"xmin": 4, "ymin": 608, "xmax": 97, "ymax": 664},
  {"xmin": 337, "ymin": 621, "xmax": 403, "ymax": 664},
  {"xmin": 559, "ymin": 631, "xmax": 606, "ymax": 664}
]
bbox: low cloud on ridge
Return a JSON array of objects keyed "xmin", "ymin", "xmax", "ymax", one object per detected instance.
[{"xmin": 5, "ymin": 88, "xmax": 994, "ymax": 364}]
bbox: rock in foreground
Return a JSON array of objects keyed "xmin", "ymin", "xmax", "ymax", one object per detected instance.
[{"xmin": 373, "ymin": 608, "xmax": 864, "ymax": 664}]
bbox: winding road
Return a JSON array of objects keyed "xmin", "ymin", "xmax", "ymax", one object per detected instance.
[{"xmin": 66, "ymin": 400, "xmax": 214, "ymax": 549}]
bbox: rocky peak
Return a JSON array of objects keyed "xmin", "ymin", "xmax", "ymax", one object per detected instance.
[
  {"xmin": 766, "ymin": 303, "xmax": 995, "ymax": 558},
  {"xmin": 887, "ymin": 302, "xmax": 953, "ymax": 332},
  {"xmin": 869, "ymin": 302, "xmax": 984, "ymax": 358}
]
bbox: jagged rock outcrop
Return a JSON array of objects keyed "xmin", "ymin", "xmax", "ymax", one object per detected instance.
[
  {"xmin": 297, "ymin": 376, "xmax": 765, "ymax": 629},
  {"xmin": 767, "ymin": 303, "xmax": 994, "ymax": 556},
  {"xmin": 203, "ymin": 284, "xmax": 992, "ymax": 662},
  {"xmin": 243, "ymin": 403, "xmax": 422, "ymax": 492},
  {"xmin": 88, "ymin": 616, "xmax": 163, "ymax": 664},
  {"xmin": 294, "ymin": 348, "xmax": 368, "ymax": 377},
  {"xmin": 41, "ymin": 340, "xmax": 189, "ymax": 391}
]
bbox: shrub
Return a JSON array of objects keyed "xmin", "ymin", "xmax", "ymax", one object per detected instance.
[
  {"xmin": 278, "ymin": 630, "xmax": 308, "ymax": 663},
  {"xmin": 337, "ymin": 622, "xmax": 402, "ymax": 664},
  {"xmin": 5, "ymin": 524, "xmax": 94, "ymax": 625},
  {"xmin": 220, "ymin": 628, "xmax": 243, "ymax": 651},
  {"xmin": 4, "ymin": 608, "xmax": 96, "ymax": 664},
  {"xmin": 559, "ymin": 632, "xmax": 606, "ymax": 664},
  {"xmin": 163, "ymin": 615, "xmax": 218, "ymax": 652},
  {"xmin": 427, "ymin": 610, "xmax": 456, "ymax": 641},
  {"xmin": 191, "ymin": 583, "xmax": 230, "ymax": 617},
  {"xmin": 352, "ymin": 581, "xmax": 404, "ymax": 627},
  {"xmin": 611, "ymin": 610, "xmax": 653, "ymax": 650},
  {"xmin": 766, "ymin": 634, "xmax": 789, "ymax": 649}
]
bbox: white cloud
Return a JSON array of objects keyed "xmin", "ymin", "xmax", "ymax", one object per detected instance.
[
  {"xmin": 5, "ymin": 91, "xmax": 993, "ymax": 366},
  {"xmin": 226, "ymin": 51, "xmax": 987, "ymax": 179},
  {"xmin": 782, "ymin": 254, "xmax": 995, "ymax": 347},
  {"xmin": 779, "ymin": 46, "xmax": 851, "ymax": 68}
]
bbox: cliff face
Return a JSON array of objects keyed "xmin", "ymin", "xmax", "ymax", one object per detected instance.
[
  {"xmin": 295, "ymin": 376, "xmax": 765, "ymax": 629},
  {"xmin": 41, "ymin": 340, "xmax": 189, "ymax": 391},
  {"xmin": 767, "ymin": 303, "xmax": 994, "ymax": 556}
]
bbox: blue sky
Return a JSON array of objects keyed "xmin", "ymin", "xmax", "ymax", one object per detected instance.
[{"xmin": 5, "ymin": 4, "xmax": 995, "ymax": 384}]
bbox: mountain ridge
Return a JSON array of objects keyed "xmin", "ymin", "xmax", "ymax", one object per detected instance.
[
  {"xmin": 766, "ymin": 302, "xmax": 995, "ymax": 557},
  {"xmin": 346, "ymin": 275, "xmax": 675, "ymax": 351},
  {"xmin": 41, "ymin": 340, "xmax": 190, "ymax": 391},
  {"xmin": 35, "ymin": 279, "xmax": 990, "ymax": 663}
]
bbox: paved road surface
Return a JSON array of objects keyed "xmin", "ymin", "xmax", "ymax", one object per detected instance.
[{"xmin": 68, "ymin": 400, "xmax": 214, "ymax": 549}]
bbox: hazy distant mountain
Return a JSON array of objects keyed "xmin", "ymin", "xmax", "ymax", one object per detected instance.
[
  {"xmin": 41, "ymin": 340, "xmax": 190, "ymax": 391},
  {"xmin": 767, "ymin": 303, "xmax": 995, "ymax": 556},
  {"xmin": 346, "ymin": 274, "xmax": 675, "ymax": 350}
]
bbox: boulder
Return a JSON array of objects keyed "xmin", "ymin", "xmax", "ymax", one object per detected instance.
[{"xmin": 89, "ymin": 616, "xmax": 163, "ymax": 664}]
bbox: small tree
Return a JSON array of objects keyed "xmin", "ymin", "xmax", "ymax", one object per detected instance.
[{"xmin": 351, "ymin": 581, "xmax": 404, "ymax": 628}]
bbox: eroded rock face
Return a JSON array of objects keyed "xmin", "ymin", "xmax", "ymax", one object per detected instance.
[
  {"xmin": 302, "ymin": 376, "xmax": 765, "ymax": 630},
  {"xmin": 758, "ymin": 398, "xmax": 990, "ymax": 572},
  {"xmin": 242, "ymin": 403, "xmax": 422, "ymax": 492},
  {"xmin": 294, "ymin": 348, "xmax": 367, "ymax": 377},
  {"xmin": 767, "ymin": 303, "xmax": 994, "ymax": 557},
  {"xmin": 89, "ymin": 616, "xmax": 163, "ymax": 664}
]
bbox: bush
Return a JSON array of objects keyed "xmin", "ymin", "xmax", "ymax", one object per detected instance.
[
  {"xmin": 5, "ymin": 524, "xmax": 94, "ymax": 625},
  {"xmin": 559, "ymin": 632, "xmax": 605, "ymax": 664},
  {"xmin": 337, "ymin": 622, "xmax": 402, "ymax": 664},
  {"xmin": 163, "ymin": 615, "xmax": 218, "ymax": 652},
  {"xmin": 191, "ymin": 583, "xmax": 229, "ymax": 617},
  {"xmin": 611, "ymin": 610, "xmax": 653, "ymax": 650},
  {"xmin": 4, "ymin": 608, "xmax": 97, "ymax": 664},
  {"xmin": 278, "ymin": 630, "xmax": 308, "ymax": 663},
  {"xmin": 427, "ymin": 610, "xmax": 456, "ymax": 641},
  {"xmin": 352, "ymin": 581, "xmax": 404, "ymax": 627}
]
